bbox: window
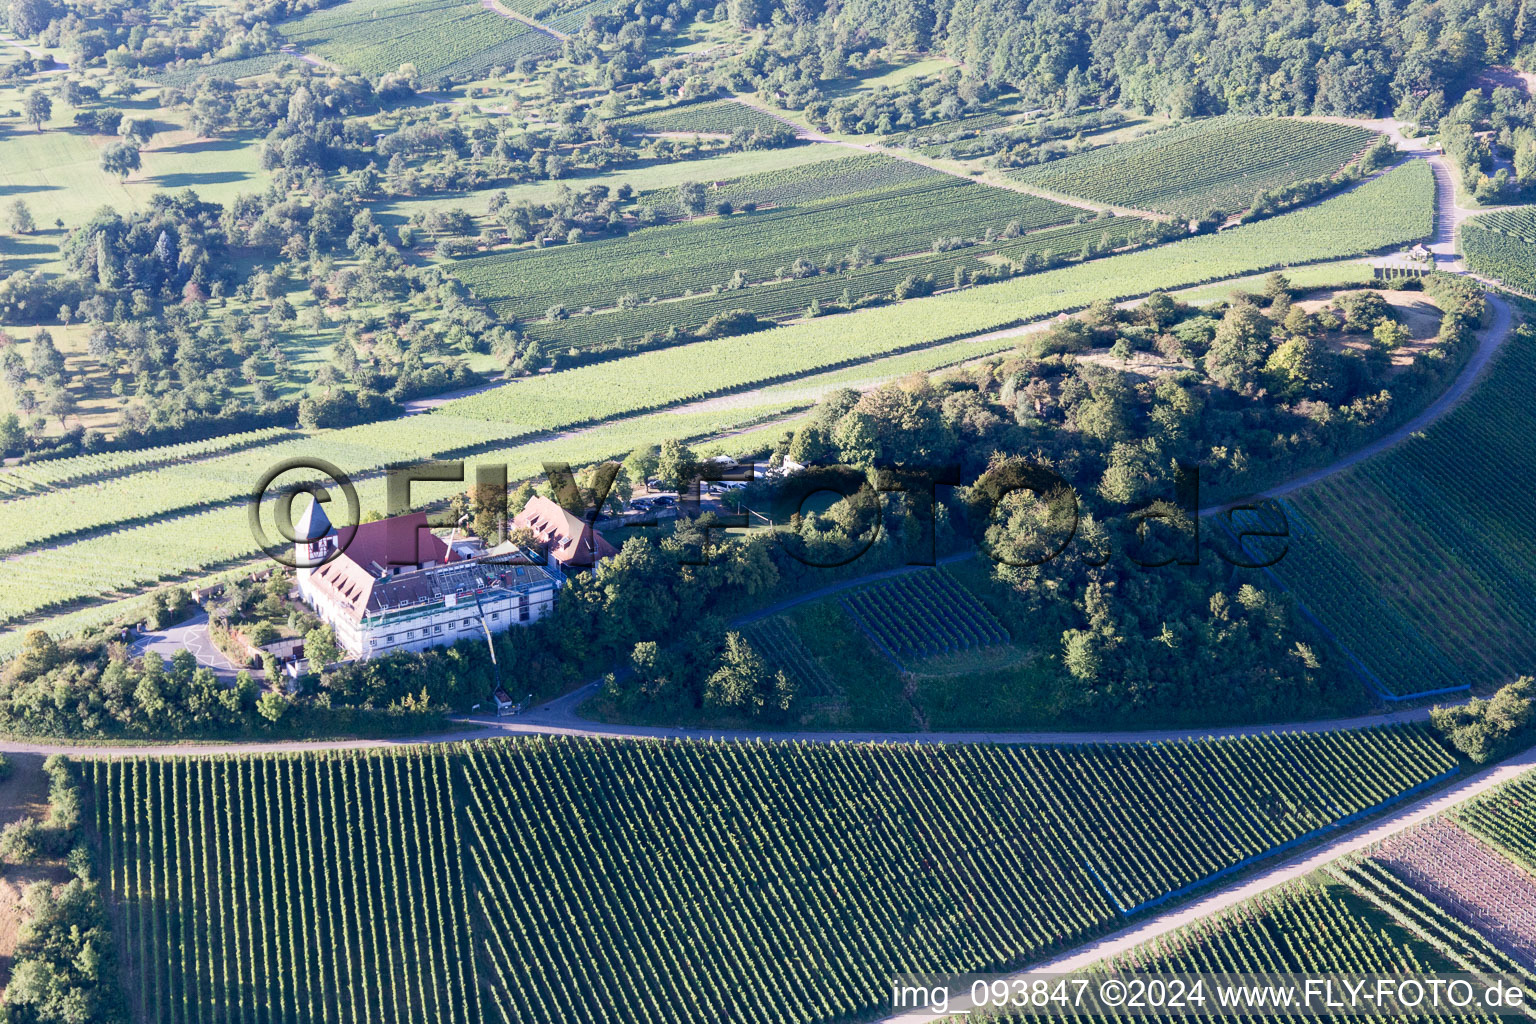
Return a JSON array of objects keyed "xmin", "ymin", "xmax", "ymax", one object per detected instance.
[
  {"xmin": 434, "ymin": 625, "xmax": 443, "ymax": 634},
  {"xmin": 405, "ymin": 630, "xmax": 414, "ymax": 639}
]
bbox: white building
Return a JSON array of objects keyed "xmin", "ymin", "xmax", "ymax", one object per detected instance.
[{"xmin": 293, "ymin": 501, "xmax": 558, "ymax": 660}]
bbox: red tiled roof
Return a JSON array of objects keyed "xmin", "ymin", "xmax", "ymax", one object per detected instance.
[{"xmin": 512, "ymin": 496, "xmax": 616, "ymax": 567}]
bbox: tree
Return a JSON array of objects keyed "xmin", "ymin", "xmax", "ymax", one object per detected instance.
[
  {"xmin": 0, "ymin": 412, "xmax": 24, "ymax": 456},
  {"xmin": 656, "ymin": 438, "xmax": 698, "ymax": 491},
  {"xmin": 23, "ymin": 89, "xmax": 51, "ymax": 131},
  {"xmin": 304, "ymin": 625, "xmax": 341, "ymax": 670},
  {"xmin": 1373, "ymin": 320, "xmax": 1412, "ymax": 350},
  {"xmin": 99, "ymin": 140, "xmax": 141, "ymax": 179},
  {"xmin": 8, "ymin": 0, "xmax": 50, "ymax": 37},
  {"xmin": 677, "ymin": 181, "xmax": 707, "ymax": 216},
  {"xmin": 1205, "ymin": 302, "xmax": 1274, "ymax": 392},
  {"xmin": 623, "ymin": 445, "xmax": 659, "ymax": 491},
  {"xmin": 118, "ymin": 116, "xmax": 155, "ymax": 147},
  {"xmin": 1431, "ymin": 677, "xmax": 1534, "ymax": 763},
  {"xmin": 257, "ymin": 690, "xmax": 289, "ymax": 723},
  {"xmin": 705, "ymin": 631, "xmax": 788, "ymax": 713},
  {"xmin": 6, "ymin": 199, "xmax": 35, "ymax": 235}
]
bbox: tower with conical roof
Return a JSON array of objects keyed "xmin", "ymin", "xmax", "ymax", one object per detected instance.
[{"xmin": 294, "ymin": 495, "xmax": 337, "ymax": 593}]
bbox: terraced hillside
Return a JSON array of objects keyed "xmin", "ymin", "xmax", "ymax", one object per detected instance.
[{"xmin": 85, "ymin": 726, "xmax": 1458, "ymax": 1024}]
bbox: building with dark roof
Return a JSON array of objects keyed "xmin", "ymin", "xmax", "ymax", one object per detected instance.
[
  {"xmin": 512, "ymin": 495, "xmax": 617, "ymax": 571},
  {"xmin": 294, "ymin": 502, "xmax": 558, "ymax": 660}
]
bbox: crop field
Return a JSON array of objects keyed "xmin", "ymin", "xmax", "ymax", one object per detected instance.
[
  {"xmin": 280, "ymin": 0, "xmax": 556, "ymax": 81},
  {"xmin": 1014, "ymin": 117, "xmax": 1379, "ymax": 217},
  {"xmin": 609, "ymin": 98, "xmax": 795, "ymax": 136},
  {"xmin": 0, "ymin": 326, "xmax": 1034, "ymax": 636},
  {"xmin": 1457, "ymin": 771, "xmax": 1536, "ymax": 868},
  {"xmin": 742, "ymin": 616, "xmax": 841, "ymax": 700},
  {"xmin": 0, "ymin": 397, "xmax": 816, "ymax": 627},
  {"xmin": 451, "ymin": 160, "xmax": 1432, "ymax": 425},
  {"xmin": 521, "ymin": 216, "xmax": 1151, "ymax": 352},
  {"xmin": 0, "ymin": 428, "xmax": 297, "ymax": 498},
  {"xmin": 87, "ymin": 752, "xmax": 481, "ymax": 1024},
  {"xmin": 842, "ymin": 568, "xmax": 1009, "ymax": 662},
  {"xmin": 1461, "ymin": 209, "xmax": 1536, "ymax": 294},
  {"xmin": 1263, "ymin": 317, "xmax": 1536, "ymax": 694},
  {"xmin": 87, "ymin": 727, "xmax": 1457, "ymax": 1024},
  {"xmin": 454, "ymin": 175, "xmax": 1075, "ymax": 321}
]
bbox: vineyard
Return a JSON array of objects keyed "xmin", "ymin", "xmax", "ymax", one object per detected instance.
[
  {"xmin": 1370, "ymin": 818, "xmax": 1536, "ymax": 967},
  {"xmin": 0, "ymin": 397, "xmax": 814, "ymax": 627},
  {"xmin": 453, "ymin": 175, "xmax": 1076, "ymax": 322},
  {"xmin": 449, "ymin": 160, "xmax": 1432, "ymax": 426},
  {"xmin": 520, "ymin": 216, "xmax": 1150, "ymax": 353},
  {"xmin": 1335, "ymin": 856, "xmax": 1536, "ymax": 992},
  {"xmin": 86, "ymin": 751, "xmax": 481, "ymax": 1024},
  {"xmin": 742, "ymin": 616, "xmax": 841, "ymax": 701},
  {"xmin": 841, "ymin": 568, "xmax": 1009, "ymax": 662},
  {"xmin": 609, "ymin": 98, "xmax": 794, "ymax": 136},
  {"xmin": 0, "ymin": 161, "xmax": 1431, "ymax": 633},
  {"xmin": 1461, "ymin": 209, "xmax": 1536, "ymax": 294},
  {"xmin": 636, "ymin": 152, "xmax": 936, "ymax": 215},
  {"xmin": 1457, "ymin": 770, "xmax": 1536, "ymax": 868},
  {"xmin": 1264, "ymin": 317, "xmax": 1536, "ymax": 694},
  {"xmin": 1014, "ymin": 117, "xmax": 1379, "ymax": 218},
  {"xmin": 0, "ymin": 426, "xmax": 296, "ymax": 498},
  {"xmin": 987, "ymin": 879, "xmax": 1480, "ymax": 1024},
  {"xmin": 153, "ymin": 53, "xmax": 293, "ymax": 86},
  {"xmin": 86, "ymin": 728, "xmax": 1460, "ymax": 1024},
  {"xmin": 0, "ymin": 326, "xmax": 1033, "ymax": 636},
  {"xmin": 280, "ymin": 0, "xmax": 556, "ymax": 81}
]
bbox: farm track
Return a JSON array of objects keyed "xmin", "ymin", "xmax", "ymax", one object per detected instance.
[
  {"xmin": 478, "ymin": 0, "xmax": 570, "ymax": 41},
  {"xmin": 880, "ymin": 742, "xmax": 1536, "ymax": 1023},
  {"xmin": 727, "ymin": 95, "xmax": 1171, "ymax": 221}
]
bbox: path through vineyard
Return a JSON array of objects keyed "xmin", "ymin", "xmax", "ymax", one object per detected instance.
[{"xmin": 880, "ymin": 743, "xmax": 1536, "ymax": 1024}]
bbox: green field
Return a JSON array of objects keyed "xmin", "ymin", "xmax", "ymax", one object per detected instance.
[
  {"xmin": 280, "ymin": 0, "xmax": 558, "ymax": 81},
  {"xmin": 85, "ymin": 727, "xmax": 1458, "ymax": 1024},
  {"xmin": 1260, "ymin": 318, "xmax": 1536, "ymax": 695},
  {"xmin": 1462, "ymin": 208, "xmax": 1536, "ymax": 294},
  {"xmin": 1014, "ymin": 116, "xmax": 1379, "ymax": 217},
  {"xmin": 0, "ymin": 81, "xmax": 268, "ymax": 236}
]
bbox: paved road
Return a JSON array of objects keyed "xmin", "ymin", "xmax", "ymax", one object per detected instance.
[
  {"xmin": 126, "ymin": 612, "xmax": 242, "ymax": 682},
  {"xmin": 1202, "ymin": 292, "xmax": 1514, "ymax": 515},
  {"xmin": 881, "ymin": 742, "xmax": 1536, "ymax": 1022}
]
